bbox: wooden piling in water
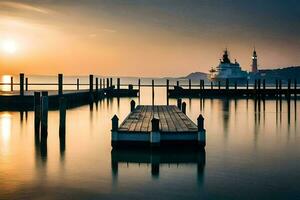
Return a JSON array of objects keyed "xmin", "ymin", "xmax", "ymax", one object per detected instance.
[
  {"xmin": 189, "ymin": 79, "xmax": 192, "ymax": 90},
  {"xmin": 10, "ymin": 76, "xmax": 13, "ymax": 91},
  {"xmin": 211, "ymin": 82, "xmax": 213, "ymax": 90},
  {"xmin": 77, "ymin": 78, "xmax": 79, "ymax": 90},
  {"xmin": 246, "ymin": 80, "xmax": 249, "ymax": 90},
  {"xmin": 166, "ymin": 79, "xmax": 169, "ymax": 105},
  {"xmin": 130, "ymin": 100, "xmax": 136, "ymax": 112},
  {"xmin": 100, "ymin": 78, "xmax": 102, "ymax": 89},
  {"xmin": 182, "ymin": 102, "xmax": 186, "ymax": 114},
  {"xmin": 106, "ymin": 78, "xmax": 109, "ymax": 88},
  {"xmin": 59, "ymin": 97, "xmax": 67, "ymax": 137},
  {"xmin": 152, "ymin": 79, "xmax": 155, "ymax": 105},
  {"xmin": 295, "ymin": 79, "xmax": 297, "ymax": 97},
  {"xmin": 34, "ymin": 92, "xmax": 41, "ymax": 137},
  {"xmin": 226, "ymin": 79, "xmax": 229, "ymax": 90},
  {"xmin": 25, "ymin": 77, "xmax": 28, "ymax": 91},
  {"xmin": 96, "ymin": 78, "xmax": 99, "ymax": 92},
  {"xmin": 89, "ymin": 75, "xmax": 94, "ymax": 92},
  {"xmin": 58, "ymin": 74, "xmax": 63, "ymax": 96},
  {"xmin": 117, "ymin": 78, "xmax": 120, "ymax": 90},
  {"xmin": 20, "ymin": 73, "xmax": 24, "ymax": 96},
  {"xmin": 110, "ymin": 78, "xmax": 113, "ymax": 88},
  {"xmin": 234, "ymin": 82, "xmax": 237, "ymax": 90},
  {"xmin": 177, "ymin": 98, "xmax": 182, "ymax": 110},
  {"xmin": 41, "ymin": 92, "xmax": 48, "ymax": 142},
  {"xmin": 177, "ymin": 80, "xmax": 179, "ymax": 87},
  {"xmin": 218, "ymin": 81, "xmax": 221, "ymax": 90}
]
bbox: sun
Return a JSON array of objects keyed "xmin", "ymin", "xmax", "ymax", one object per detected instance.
[{"xmin": 1, "ymin": 39, "xmax": 17, "ymax": 54}]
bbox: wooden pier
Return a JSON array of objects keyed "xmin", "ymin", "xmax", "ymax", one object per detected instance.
[
  {"xmin": 0, "ymin": 74, "xmax": 139, "ymax": 110},
  {"xmin": 111, "ymin": 101, "xmax": 206, "ymax": 148},
  {"xmin": 167, "ymin": 79, "xmax": 299, "ymax": 99}
]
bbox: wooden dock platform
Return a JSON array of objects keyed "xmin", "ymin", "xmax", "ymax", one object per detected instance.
[
  {"xmin": 111, "ymin": 102, "xmax": 206, "ymax": 148},
  {"xmin": 0, "ymin": 74, "xmax": 139, "ymax": 111}
]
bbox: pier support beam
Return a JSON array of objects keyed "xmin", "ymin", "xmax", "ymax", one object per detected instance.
[
  {"xmin": 177, "ymin": 98, "xmax": 182, "ymax": 110},
  {"xmin": 10, "ymin": 76, "xmax": 13, "ymax": 91},
  {"xmin": 197, "ymin": 114, "xmax": 206, "ymax": 147},
  {"xmin": 41, "ymin": 92, "xmax": 48, "ymax": 143},
  {"xmin": 182, "ymin": 102, "xmax": 186, "ymax": 114},
  {"xmin": 77, "ymin": 78, "xmax": 80, "ymax": 90},
  {"xmin": 111, "ymin": 115, "xmax": 119, "ymax": 147},
  {"xmin": 58, "ymin": 74, "xmax": 63, "ymax": 96},
  {"xmin": 130, "ymin": 100, "xmax": 136, "ymax": 112},
  {"xmin": 34, "ymin": 92, "xmax": 41, "ymax": 140},
  {"xmin": 117, "ymin": 78, "xmax": 120, "ymax": 90},
  {"xmin": 25, "ymin": 77, "xmax": 28, "ymax": 91},
  {"xmin": 150, "ymin": 116, "xmax": 160, "ymax": 146},
  {"xmin": 19, "ymin": 73, "xmax": 24, "ymax": 96},
  {"xmin": 89, "ymin": 75, "xmax": 94, "ymax": 92}
]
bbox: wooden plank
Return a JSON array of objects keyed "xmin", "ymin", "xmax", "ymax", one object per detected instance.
[
  {"xmin": 170, "ymin": 106, "xmax": 189, "ymax": 132},
  {"xmin": 140, "ymin": 106, "xmax": 152, "ymax": 132},
  {"xmin": 162, "ymin": 105, "xmax": 176, "ymax": 132},
  {"xmin": 158, "ymin": 106, "xmax": 169, "ymax": 132}
]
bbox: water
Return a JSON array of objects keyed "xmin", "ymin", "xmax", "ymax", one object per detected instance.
[{"xmin": 0, "ymin": 76, "xmax": 300, "ymax": 200}]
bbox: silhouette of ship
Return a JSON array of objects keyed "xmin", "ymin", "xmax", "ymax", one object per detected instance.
[{"xmin": 209, "ymin": 49, "xmax": 248, "ymax": 82}]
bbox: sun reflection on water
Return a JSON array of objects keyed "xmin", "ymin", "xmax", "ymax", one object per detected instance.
[
  {"xmin": 0, "ymin": 112, "xmax": 12, "ymax": 154},
  {"xmin": 1, "ymin": 75, "xmax": 12, "ymax": 91}
]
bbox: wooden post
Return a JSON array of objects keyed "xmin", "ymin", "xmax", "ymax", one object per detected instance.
[
  {"xmin": 246, "ymin": 80, "xmax": 249, "ymax": 90},
  {"xmin": 226, "ymin": 79, "xmax": 229, "ymax": 90},
  {"xmin": 77, "ymin": 78, "xmax": 79, "ymax": 90},
  {"xmin": 106, "ymin": 78, "xmax": 109, "ymax": 88},
  {"xmin": 288, "ymin": 79, "xmax": 291, "ymax": 98},
  {"xmin": 151, "ymin": 117, "xmax": 160, "ymax": 132},
  {"xmin": 182, "ymin": 102, "xmax": 186, "ymax": 114},
  {"xmin": 41, "ymin": 92, "xmax": 48, "ymax": 142},
  {"xmin": 96, "ymin": 78, "xmax": 99, "ymax": 92},
  {"xmin": 263, "ymin": 79, "xmax": 266, "ymax": 90},
  {"xmin": 177, "ymin": 80, "xmax": 179, "ymax": 87},
  {"xmin": 254, "ymin": 80, "xmax": 257, "ymax": 90},
  {"xmin": 177, "ymin": 98, "xmax": 182, "ymax": 110},
  {"xmin": 189, "ymin": 79, "xmax": 192, "ymax": 90},
  {"xmin": 197, "ymin": 114, "xmax": 204, "ymax": 131},
  {"xmin": 138, "ymin": 79, "xmax": 141, "ymax": 94},
  {"xmin": 152, "ymin": 79, "xmax": 155, "ymax": 106},
  {"xmin": 234, "ymin": 82, "xmax": 237, "ymax": 90},
  {"xmin": 100, "ymin": 78, "xmax": 102, "ymax": 89},
  {"xmin": 110, "ymin": 78, "xmax": 113, "ymax": 88},
  {"xmin": 211, "ymin": 82, "xmax": 213, "ymax": 90},
  {"xmin": 258, "ymin": 79, "xmax": 261, "ymax": 90},
  {"xmin": 112, "ymin": 115, "xmax": 119, "ymax": 132},
  {"xmin": 130, "ymin": 100, "xmax": 136, "ymax": 112},
  {"xmin": 34, "ymin": 92, "xmax": 41, "ymax": 136},
  {"xmin": 58, "ymin": 74, "xmax": 63, "ymax": 96},
  {"xmin": 89, "ymin": 75, "xmax": 94, "ymax": 92},
  {"xmin": 59, "ymin": 97, "xmax": 67, "ymax": 137},
  {"xmin": 19, "ymin": 73, "xmax": 24, "ymax": 96},
  {"xmin": 25, "ymin": 77, "xmax": 28, "ymax": 91},
  {"xmin": 10, "ymin": 76, "xmax": 13, "ymax": 91},
  {"xmin": 218, "ymin": 81, "xmax": 221, "ymax": 90},
  {"xmin": 295, "ymin": 79, "xmax": 297, "ymax": 97},
  {"xmin": 117, "ymin": 78, "xmax": 120, "ymax": 90},
  {"xmin": 197, "ymin": 114, "xmax": 206, "ymax": 147},
  {"xmin": 166, "ymin": 79, "xmax": 169, "ymax": 105}
]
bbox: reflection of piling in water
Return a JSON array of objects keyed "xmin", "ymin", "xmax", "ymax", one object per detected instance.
[{"xmin": 111, "ymin": 147, "xmax": 205, "ymax": 180}]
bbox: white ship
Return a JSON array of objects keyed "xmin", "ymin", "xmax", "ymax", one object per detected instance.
[{"xmin": 209, "ymin": 49, "xmax": 248, "ymax": 82}]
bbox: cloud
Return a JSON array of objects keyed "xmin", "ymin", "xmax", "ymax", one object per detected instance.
[{"xmin": 0, "ymin": 1, "xmax": 50, "ymax": 14}]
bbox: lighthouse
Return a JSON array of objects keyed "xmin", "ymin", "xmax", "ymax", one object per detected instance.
[{"xmin": 251, "ymin": 48, "xmax": 258, "ymax": 73}]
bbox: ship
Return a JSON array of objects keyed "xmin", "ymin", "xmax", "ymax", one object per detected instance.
[{"xmin": 209, "ymin": 49, "xmax": 248, "ymax": 82}]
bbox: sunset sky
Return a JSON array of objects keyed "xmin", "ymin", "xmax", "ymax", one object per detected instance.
[{"xmin": 0, "ymin": 0, "xmax": 299, "ymax": 77}]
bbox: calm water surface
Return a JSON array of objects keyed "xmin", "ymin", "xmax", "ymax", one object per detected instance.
[{"xmin": 0, "ymin": 76, "xmax": 300, "ymax": 200}]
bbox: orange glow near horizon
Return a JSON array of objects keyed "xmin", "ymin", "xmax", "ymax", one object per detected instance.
[{"xmin": 0, "ymin": 1, "xmax": 299, "ymax": 77}]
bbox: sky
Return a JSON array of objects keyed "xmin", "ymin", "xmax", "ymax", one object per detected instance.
[{"xmin": 0, "ymin": 0, "xmax": 299, "ymax": 77}]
